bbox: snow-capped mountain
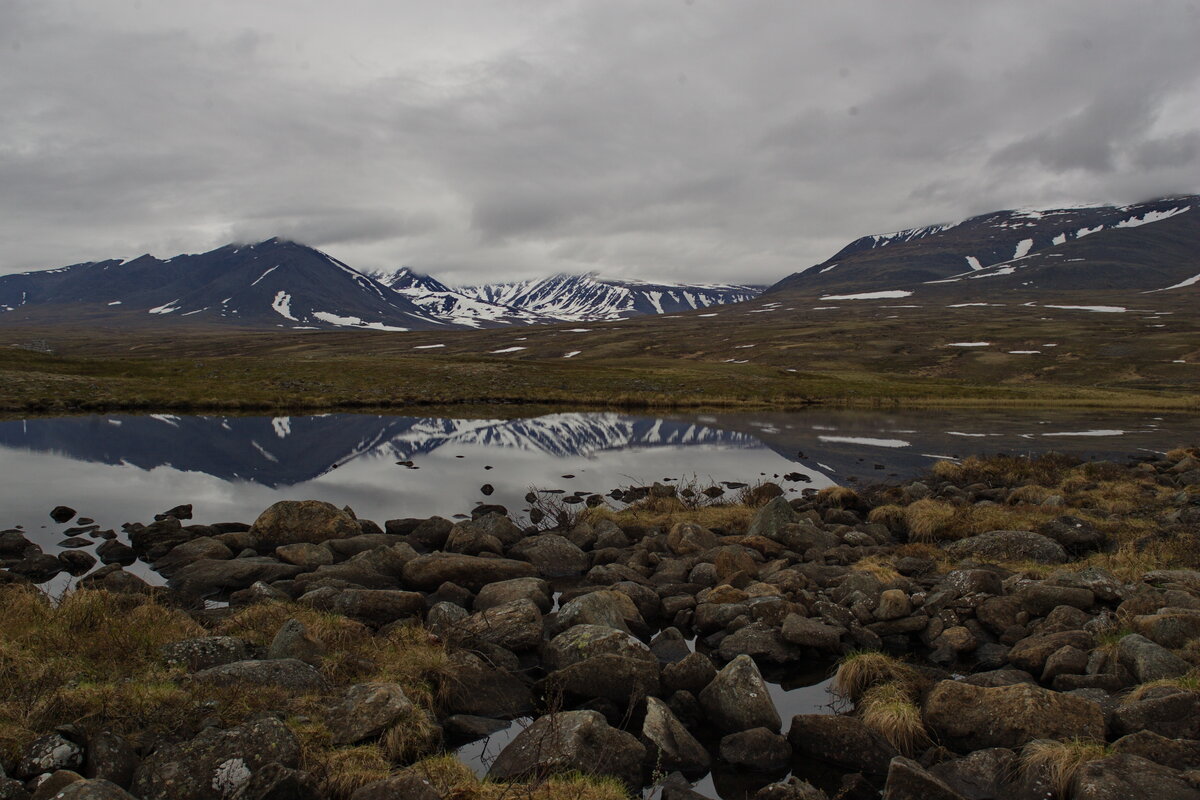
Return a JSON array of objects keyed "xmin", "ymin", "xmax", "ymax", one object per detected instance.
[
  {"xmin": 0, "ymin": 242, "xmax": 762, "ymax": 330},
  {"xmin": 767, "ymin": 195, "xmax": 1200, "ymax": 299},
  {"xmin": 0, "ymin": 238, "xmax": 450, "ymax": 331},
  {"xmin": 460, "ymin": 272, "xmax": 763, "ymax": 322},
  {"xmin": 368, "ymin": 266, "xmax": 551, "ymax": 328}
]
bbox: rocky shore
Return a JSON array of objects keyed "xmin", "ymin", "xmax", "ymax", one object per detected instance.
[{"xmin": 2, "ymin": 447, "xmax": 1200, "ymax": 799}]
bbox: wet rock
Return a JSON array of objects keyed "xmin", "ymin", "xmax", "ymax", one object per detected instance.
[
  {"xmin": 443, "ymin": 650, "xmax": 533, "ymax": 717},
  {"xmin": 444, "ymin": 714, "xmax": 510, "ymax": 743},
  {"xmin": 405, "ymin": 517, "xmax": 454, "ymax": 550},
  {"xmin": 753, "ymin": 776, "xmax": 830, "ymax": 800},
  {"xmin": 508, "ymin": 535, "xmax": 588, "ymax": 577},
  {"xmin": 77, "ymin": 566, "xmax": 153, "ymax": 595},
  {"xmin": 401, "ymin": 553, "xmax": 536, "ymax": 592},
  {"xmin": 487, "ymin": 710, "xmax": 646, "ymax": 791},
  {"xmin": 699, "ymin": 654, "xmax": 781, "ymax": 733},
  {"xmin": 1072, "ymin": 753, "xmax": 1200, "ymax": 800},
  {"xmin": 327, "ymin": 682, "xmax": 427, "ymax": 745},
  {"xmin": 719, "ymin": 728, "xmax": 791, "ymax": 772},
  {"xmin": 9, "ymin": 554, "xmax": 62, "ymax": 583},
  {"xmin": 0, "ymin": 530, "xmax": 37, "ymax": 558},
  {"xmin": 160, "ymin": 637, "xmax": 253, "ymax": 672},
  {"xmin": 16, "ymin": 734, "xmax": 84, "ymax": 780},
  {"xmin": 50, "ymin": 506, "xmax": 77, "ymax": 523},
  {"xmin": 882, "ymin": 757, "xmax": 967, "ymax": 800},
  {"xmin": 57, "ymin": 550, "xmax": 97, "ymax": 576},
  {"xmin": 923, "ymin": 680, "xmax": 1103, "ymax": 751},
  {"xmin": 95, "ymin": 540, "xmax": 136, "ymax": 566},
  {"xmin": 131, "ymin": 717, "xmax": 300, "ymax": 800},
  {"xmin": 786, "ymin": 715, "xmax": 897, "ymax": 774},
  {"xmin": 268, "ymin": 619, "xmax": 325, "ymax": 666},
  {"xmin": 1118, "ymin": 633, "xmax": 1191, "ymax": 682},
  {"xmin": 942, "ymin": 531, "xmax": 1067, "ymax": 565},
  {"xmin": 641, "ymin": 697, "xmax": 711, "ymax": 775},
  {"xmin": 190, "ymin": 659, "xmax": 327, "ymax": 692},
  {"xmin": 153, "ymin": 538, "xmax": 233, "ymax": 577},
  {"xmin": 126, "ymin": 518, "xmax": 192, "ymax": 556},
  {"xmin": 246, "ymin": 500, "xmax": 360, "ymax": 550}
]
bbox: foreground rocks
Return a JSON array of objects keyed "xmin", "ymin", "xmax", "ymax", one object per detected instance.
[{"xmin": 4, "ymin": 447, "xmax": 1200, "ymax": 799}]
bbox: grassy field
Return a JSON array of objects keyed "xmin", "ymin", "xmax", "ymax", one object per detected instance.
[{"xmin": 1, "ymin": 288, "xmax": 1196, "ymax": 413}]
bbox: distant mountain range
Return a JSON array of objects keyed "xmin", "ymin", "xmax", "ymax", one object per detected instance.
[
  {"xmin": 0, "ymin": 239, "xmax": 762, "ymax": 330},
  {"xmin": 767, "ymin": 195, "xmax": 1200, "ymax": 300}
]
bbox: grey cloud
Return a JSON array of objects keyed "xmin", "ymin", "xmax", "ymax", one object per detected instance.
[{"xmin": 1, "ymin": 0, "xmax": 1198, "ymax": 283}]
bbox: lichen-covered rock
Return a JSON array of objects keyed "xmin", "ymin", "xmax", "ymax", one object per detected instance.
[
  {"xmin": 487, "ymin": 710, "xmax": 646, "ymax": 791},
  {"xmin": 923, "ymin": 680, "xmax": 1104, "ymax": 751},
  {"xmin": 247, "ymin": 500, "xmax": 360, "ymax": 550},
  {"xmin": 131, "ymin": 717, "xmax": 300, "ymax": 800},
  {"xmin": 943, "ymin": 531, "xmax": 1067, "ymax": 565},
  {"xmin": 15, "ymin": 734, "xmax": 84, "ymax": 780},
  {"xmin": 401, "ymin": 553, "xmax": 536, "ymax": 592},
  {"xmin": 1118, "ymin": 633, "xmax": 1191, "ymax": 683},
  {"xmin": 160, "ymin": 637, "xmax": 253, "ymax": 672},
  {"xmin": 1072, "ymin": 753, "xmax": 1200, "ymax": 800},
  {"xmin": 699, "ymin": 654, "xmax": 781, "ymax": 733},
  {"xmin": 456, "ymin": 599, "xmax": 543, "ymax": 651},
  {"xmin": 787, "ymin": 715, "xmax": 897, "ymax": 774},
  {"xmin": 326, "ymin": 683, "xmax": 424, "ymax": 745},
  {"xmin": 189, "ymin": 659, "xmax": 327, "ymax": 692},
  {"xmin": 641, "ymin": 697, "xmax": 711, "ymax": 775}
]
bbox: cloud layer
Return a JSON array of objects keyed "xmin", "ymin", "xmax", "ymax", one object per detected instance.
[{"xmin": 2, "ymin": 0, "xmax": 1199, "ymax": 285}]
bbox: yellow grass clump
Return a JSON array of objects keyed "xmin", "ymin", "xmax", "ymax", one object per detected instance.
[
  {"xmin": 858, "ymin": 681, "xmax": 928, "ymax": 755},
  {"xmin": 832, "ymin": 651, "xmax": 920, "ymax": 702},
  {"xmin": 1020, "ymin": 738, "xmax": 1109, "ymax": 799}
]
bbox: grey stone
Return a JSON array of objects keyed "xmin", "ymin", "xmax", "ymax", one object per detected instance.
[
  {"xmin": 190, "ymin": 659, "xmax": 327, "ymax": 692},
  {"xmin": 699, "ymin": 654, "xmax": 781, "ymax": 733},
  {"xmin": 160, "ymin": 637, "xmax": 253, "ymax": 672},
  {"xmin": 943, "ymin": 531, "xmax": 1067, "ymax": 565},
  {"xmin": 1118, "ymin": 633, "xmax": 1191, "ymax": 682},
  {"xmin": 487, "ymin": 710, "xmax": 646, "ymax": 791},
  {"xmin": 642, "ymin": 697, "xmax": 711, "ymax": 775}
]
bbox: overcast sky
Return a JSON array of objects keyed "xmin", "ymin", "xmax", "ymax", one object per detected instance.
[{"xmin": 2, "ymin": 1, "xmax": 1199, "ymax": 285}]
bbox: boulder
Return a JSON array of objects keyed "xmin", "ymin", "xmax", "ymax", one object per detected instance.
[
  {"xmin": 557, "ymin": 590, "xmax": 643, "ymax": 633},
  {"xmin": 927, "ymin": 747, "xmax": 1016, "ymax": 800},
  {"xmin": 1131, "ymin": 610, "xmax": 1200, "ymax": 649},
  {"xmin": 401, "ymin": 553, "xmax": 536, "ymax": 592},
  {"xmin": 233, "ymin": 762, "xmax": 321, "ymax": 800},
  {"xmin": 50, "ymin": 505, "xmax": 76, "ymax": 523},
  {"xmin": 1015, "ymin": 584, "xmax": 1095, "ymax": 616},
  {"xmin": 1112, "ymin": 690, "xmax": 1200, "ymax": 739},
  {"xmin": 326, "ymin": 683, "xmax": 424, "ymax": 745},
  {"xmin": 943, "ymin": 531, "xmax": 1067, "ymax": 565},
  {"xmin": 719, "ymin": 728, "xmax": 792, "ymax": 772},
  {"xmin": 43, "ymin": 781, "xmax": 137, "ymax": 799},
  {"xmin": 456, "ymin": 599, "xmax": 543, "ymax": 651},
  {"xmin": 487, "ymin": 710, "xmax": 646, "ymax": 791},
  {"xmin": 699, "ymin": 654, "xmax": 781, "ymax": 733},
  {"xmin": 474, "ymin": 578, "xmax": 551, "ymax": 613},
  {"xmin": 83, "ymin": 731, "xmax": 138, "ymax": 788},
  {"xmin": 189, "ymin": 659, "xmax": 327, "ymax": 692},
  {"xmin": 168, "ymin": 558, "xmax": 304, "ymax": 598},
  {"xmin": 131, "ymin": 717, "xmax": 300, "ymax": 800},
  {"xmin": 781, "ymin": 614, "xmax": 843, "ymax": 651},
  {"xmin": 641, "ymin": 697, "xmax": 710, "ymax": 775},
  {"xmin": 875, "ymin": 589, "xmax": 912, "ymax": 621},
  {"xmin": 508, "ymin": 535, "xmax": 588, "ymax": 577},
  {"xmin": 662, "ymin": 651, "xmax": 718, "ymax": 695},
  {"xmin": 923, "ymin": 680, "xmax": 1104, "ymax": 751},
  {"xmin": 544, "ymin": 653, "xmax": 660, "ymax": 705},
  {"xmin": 348, "ymin": 773, "xmax": 440, "ymax": 800},
  {"xmin": 443, "ymin": 651, "xmax": 533, "ymax": 718},
  {"xmin": 160, "ymin": 637, "xmax": 253, "ymax": 672},
  {"xmin": 786, "ymin": 715, "xmax": 897, "ymax": 774},
  {"xmin": 1112, "ymin": 730, "xmax": 1200, "ymax": 771},
  {"xmin": 268, "ymin": 619, "xmax": 325, "ymax": 666},
  {"xmin": 302, "ymin": 589, "xmax": 424, "ymax": 628},
  {"xmin": 1118, "ymin": 634, "xmax": 1192, "ymax": 682},
  {"xmin": 882, "ymin": 757, "xmax": 967, "ymax": 800},
  {"xmin": 544, "ymin": 625, "xmax": 654, "ymax": 670},
  {"xmin": 15, "ymin": 734, "xmax": 84, "ymax": 780},
  {"xmin": 747, "ymin": 497, "xmax": 798, "ymax": 539},
  {"xmin": 247, "ymin": 500, "xmax": 360, "ymax": 549},
  {"xmin": 1072, "ymin": 753, "xmax": 1200, "ymax": 800},
  {"xmin": 666, "ymin": 523, "xmax": 723, "ymax": 556},
  {"xmin": 273, "ymin": 543, "xmax": 334, "ymax": 569},
  {"xmin": 153, "ymin": 538, "xmax": 233, "ymax": 576},
  {"xmin": 1007, "ymin": 630, "xmax": 1093, "ymax": 675},
  {"xmin": 716, "ymin": 623, "xmax": 804, "ymax": 665}
]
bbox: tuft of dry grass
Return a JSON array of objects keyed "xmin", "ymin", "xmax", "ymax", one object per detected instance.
[
  {"xmin": 582, "ymin": 499, "xmax": 752, "ymax": 535},
  {"xmin": 1122, "ymin": 671, "xmax": 1200, "ymax": 704},
  {"xmin": 858, "ymin": 682, "xmax": 927, "ymax": 755},
  {"xmin": 407, "ymin": 755, "xmax": 628, "ymax": 800},
  {"xmin": 901, "ymin": 499, "xmax": 958, "ymax": 542},
  {"xmin": 832, "ymin": 651, "xmax": 920, "ymax": 703},
  {"xmin": 867, "ymin": 504, "xmax": 907, "ymax": 533},
  {"xmin": 818, "ymin": 486, "xmax": 860, "ymax": 508},
  {"xmin": 1020, "ymin": 738, "xmax": 1109, "ymax": 799},
  {"xmin": 851, "ymin": 555, "xmax": 902, "ymax": 584}
]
